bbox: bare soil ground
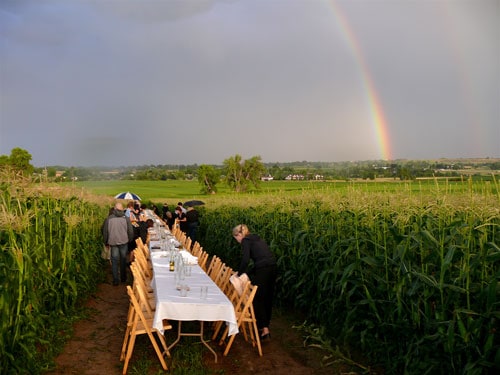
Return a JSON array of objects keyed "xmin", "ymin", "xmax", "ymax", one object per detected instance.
[{"xmin": 44, "ymin": 267, "xmax": 367, "ymax": 375}]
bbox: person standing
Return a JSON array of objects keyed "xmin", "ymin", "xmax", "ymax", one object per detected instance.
[
  {"xmin": 162, "ymin": 203, "xmax": 170, "ymax": 221},
  {"xmin": 125, "ymin": 201, "xmax": 139, "ymax": 226},
  {"xmin": 177, "ymin": 202, "xmax": 187, "ymax": 214},
  {"xmin": 232, "ymin": 224, "xmax": 277, "ymax": 340},
  {"xmin": 185, "ymin": 206, "xmax": 200, "ymax": 243},
  {"xmin": 103, "ymin": 202, "xmax": 134, "ymax": 286},
  {"xmin": 174, "ymin": 206, "xmax": 188, "ymax": 233}
]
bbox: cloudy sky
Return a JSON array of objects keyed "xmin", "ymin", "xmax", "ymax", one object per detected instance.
[{"xmin": 0, "ymin": 0, "xmax": 498, "ymax": 167}]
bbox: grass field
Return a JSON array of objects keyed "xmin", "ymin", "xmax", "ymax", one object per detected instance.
[{"xmin": 72, "ymin": 177, "xmax": 498, "ymax": 205}]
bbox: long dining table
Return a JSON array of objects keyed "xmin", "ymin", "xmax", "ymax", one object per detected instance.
[{"xmin": 148, "ymin": 234, "xmax": 238, "ymax": 362}]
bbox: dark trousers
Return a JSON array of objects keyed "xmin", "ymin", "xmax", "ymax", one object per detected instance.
[
  {"xmin": 110, "ymin": 243, "xmax": 128, "ymax": 283},
  {"xmin": 187, "ymin": 222, "xmax": 198, "ymax": 243},
  {"xmin": 251, "ymin": 264, "xmax": 277, "ymax": 330}
]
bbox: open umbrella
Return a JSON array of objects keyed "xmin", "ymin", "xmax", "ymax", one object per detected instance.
[
  {"xmin": 114, "ymin": 192, "xmax": 141, "ymax": 201},
  {"xmin": 183, "ymin": 200, "xmax": 205, "ymax": 207}
]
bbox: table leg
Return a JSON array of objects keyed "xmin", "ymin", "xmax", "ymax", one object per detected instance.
[{"xmin": 167, "ymin": 321, "xmax": 218, "ymax": 363}]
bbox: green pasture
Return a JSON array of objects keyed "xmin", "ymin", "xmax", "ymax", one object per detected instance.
[{"xmin": 72, "ymin": 177, "xmax": 499, "ymax": 204}]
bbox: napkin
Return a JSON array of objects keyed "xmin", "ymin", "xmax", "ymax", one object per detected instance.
[
  {"xmin": 151, "ymin": 251, "xmax": 169, "ymax": 258},
  {"xmin": 179, "ymin": 250, "xmax": 198, "ymax": 265},
  {"xmin": 230, "ymin": 273, "xmax": 249, "ymax": 296},
  {"xmin": 169, "ymin": 238, "xmax": 181, "ymax": 248}
]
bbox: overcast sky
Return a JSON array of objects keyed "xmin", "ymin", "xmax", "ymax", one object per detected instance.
[{"xmin": 0, "ymin": 0, "xmax": 498, "ymax": 167}]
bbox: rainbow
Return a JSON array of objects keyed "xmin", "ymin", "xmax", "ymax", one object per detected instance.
[{"xmin": 326, "ymin": 0, "xmax": 392, "ymax": 160}]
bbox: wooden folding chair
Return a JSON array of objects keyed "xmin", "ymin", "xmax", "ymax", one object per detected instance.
[
  {"xmin": 170, "ymin": 223, "xmax": 179, "ymax": 237},
  {"xmin": 198, "ymin": 251, "xmax": 209, "ymax": 271},
  {"xmin": 133, "ymin": 246, "xmax": 152, "ymax": 280},
  {"xmin": 135, "ymin": 237, "xmax": 145, "ymax": 250},
  {"xmin": 120, "ymin": 285, "xmax": 172, "ymax": 374},
  {"xmin": 191, "ymin": 241, "xmax": 202, "ymax": 257},
  {"xmin": 135, "ymin": 238, "xmax": 150, "ymax": 260},
  {"xmin": 217, "ymin": 282, "xmax": 262, "ymax": 357},
  {"xmin": 219, "ymin": 267, "xmax": 236, "ymax": 297},
  {"xmin": 214, "ymin": 264, "xmax": 233, "ymax": 293},
  {"xmin": 177, "ymin": 231, "xmax": 187, "ymax": 247},
  {"xmin": 130, "ymin": 262, "xmax": 155, "ymax": 306},
  {"xmin": 184, "ymin": 236, "xmax": 192, "ymax": 250},
  {"xmin": 211, "ymin": 278, "xmax": 246, "ymax": 342},
  {"xmin": 206, "ymin": 256, "xmax": 222, "ymax": 281}
]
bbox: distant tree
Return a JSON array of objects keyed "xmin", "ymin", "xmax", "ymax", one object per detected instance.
[
  {"xmin": 197, "ymin": 164, "xmax": 219, "ymax": 194},
  {"xmin": 0, "ymin": 147, "xmax": 34, "ymax": 175},
  {"xmin": 223, "ymin": 154, "xmax": 265, "ymax": 192}
]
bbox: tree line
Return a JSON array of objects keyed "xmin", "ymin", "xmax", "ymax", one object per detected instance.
[{"xmin": 1, "ymin": 148, "xmax": 499, "ymax": 193}]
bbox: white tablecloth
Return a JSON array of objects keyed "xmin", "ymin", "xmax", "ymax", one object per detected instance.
[{"xmin": 151, "ymin": 255, "xmax": 238, "ymax": 336}]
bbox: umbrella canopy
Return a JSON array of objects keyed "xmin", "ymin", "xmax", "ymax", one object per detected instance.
[
  {"xmin": 183, "ymin": 200, "xmax": 205, "ymax": 207},
  {"xmin": 114, "ymin": 192, "xmax": 141, "ymax": 201}
]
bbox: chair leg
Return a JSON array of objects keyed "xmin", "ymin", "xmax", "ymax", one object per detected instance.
[
  {"xmin": 252, "ymin": 319, "xmax": 263, "ymax": 356},
  {"xmin": 211, "ymin": 321, "xmax": 224, "ymax": 341},
  {"xmin": 120, "ymin": 305, "xmax": 134, "ymax": 361},
  {"xmin": 146, "ymin": 330, "xmax": 169, "ymax": 370},
  {"xmin": 223, "ymin": 334, "xmax": 236, "ymax": 356},
  {"xmin": 122, "ymin": 330, "xmax": 137, "ymax": 374}
]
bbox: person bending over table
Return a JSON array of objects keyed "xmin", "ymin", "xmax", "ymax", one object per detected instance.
[{"xmin": 232, "ymin": 224, "xmax": 277, "ymax": 340}]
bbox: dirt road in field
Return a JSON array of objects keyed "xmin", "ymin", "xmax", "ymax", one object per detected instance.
[{"xmin": 45, "ymin": 267, "xmax": 366, "ymax": 375}]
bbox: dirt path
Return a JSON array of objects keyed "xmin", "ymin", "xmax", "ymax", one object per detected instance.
[{"xmin": 45, "ymin": 268, "xmax": 358, "ymax": 375}]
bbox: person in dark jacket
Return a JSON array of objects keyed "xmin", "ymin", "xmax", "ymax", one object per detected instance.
[
  {"xmin": 138, "ymin": 218, "xmax": 154, "ymax": 245},
  {"xmin": 174, "ymin": 206, "xmax": 188, "ymax": 233},
  {"xmin": 103, "ymin": 202, "xmax": 134, "ymax": 285},
  {"xmin": 233, "ymin": 224, "xmax": 277, "ymax": 340},
  {"xmin": 185, "ymin": 206, "xmax": 199, "ymax": 243}
]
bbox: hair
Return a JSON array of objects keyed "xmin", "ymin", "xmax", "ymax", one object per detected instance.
[
  {"xmin": 127, "ymin": 201, "xmax": 135, "ymax": 208},
  {"xmin": 232, "ymin": 224, "xmax": 249, "ymax": 237},
  {"xmin": 115, "ymin": 202, "xmax": 124, "ymax": 210}
]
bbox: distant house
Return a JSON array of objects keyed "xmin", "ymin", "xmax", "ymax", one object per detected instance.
[
  {"xmin": 285, "ymin": 174, "xmax": 304, "ymax": 180},
  {"xmin": 314, "ymin": 174, "xmax": 324, "ymax": 180},
  {"xmin": 261, "ymin": 175, "xmax": 274, "ymax": 181}
]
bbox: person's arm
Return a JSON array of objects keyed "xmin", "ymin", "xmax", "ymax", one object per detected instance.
[
  {"xmin": 126, "ymin": 217, "xmax": 134, "ymax": 242},
  {"xmin": 238, "ymin": 238, "xmax": 251, "ymax": 276},
  {"xmin": 102, "ymin": 218, "xmax": 109, "ymax": 245}
]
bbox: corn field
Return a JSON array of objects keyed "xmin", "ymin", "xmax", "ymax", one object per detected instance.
[
  {"xmin": 199, "ymin": 180, "xmax": 500, "ymax": 374},
  {"xmin": 0, "ymin": 174, "xmax": 110, "ymax": 374}
]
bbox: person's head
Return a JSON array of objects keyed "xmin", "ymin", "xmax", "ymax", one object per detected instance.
[
  {"xmin": 140, "ymin": 203, "xmax": 147, "ymax": 210},
  {"xmin": 175, "ymin": 206, "xmax": 182, "ymax": 214},
  {"xmin": 127, "ymin": 201, "xmax": 135, "ymax": 209},
  {"xmin": 146, "ymin": 219, "xmax": 154, "ymax": 228},
  {"xmin": 115, "ymin": 202, "xmax": 124, "ymax": 211},
  {"xmin": 232, "ymin": 224, "xmax": 249, "ymax": 243}
]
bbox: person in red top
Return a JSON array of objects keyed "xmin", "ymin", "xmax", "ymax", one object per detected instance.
[{"xmin": 233, "ymin": 224, "xmax": 277, "ymax": 340}]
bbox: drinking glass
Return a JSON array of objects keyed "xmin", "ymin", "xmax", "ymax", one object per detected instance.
[{"xmin": 200, "ymin": 286, "xmax": 208, "ymax": 299}]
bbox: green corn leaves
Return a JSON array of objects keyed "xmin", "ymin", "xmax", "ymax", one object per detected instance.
[
  {"xmin": 0, "ymin": 182, "xmax": 106, "ymax": 373},
  {"xmin": 197, "ymin": 181, "xmax": 499, "ymax": 373}
]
